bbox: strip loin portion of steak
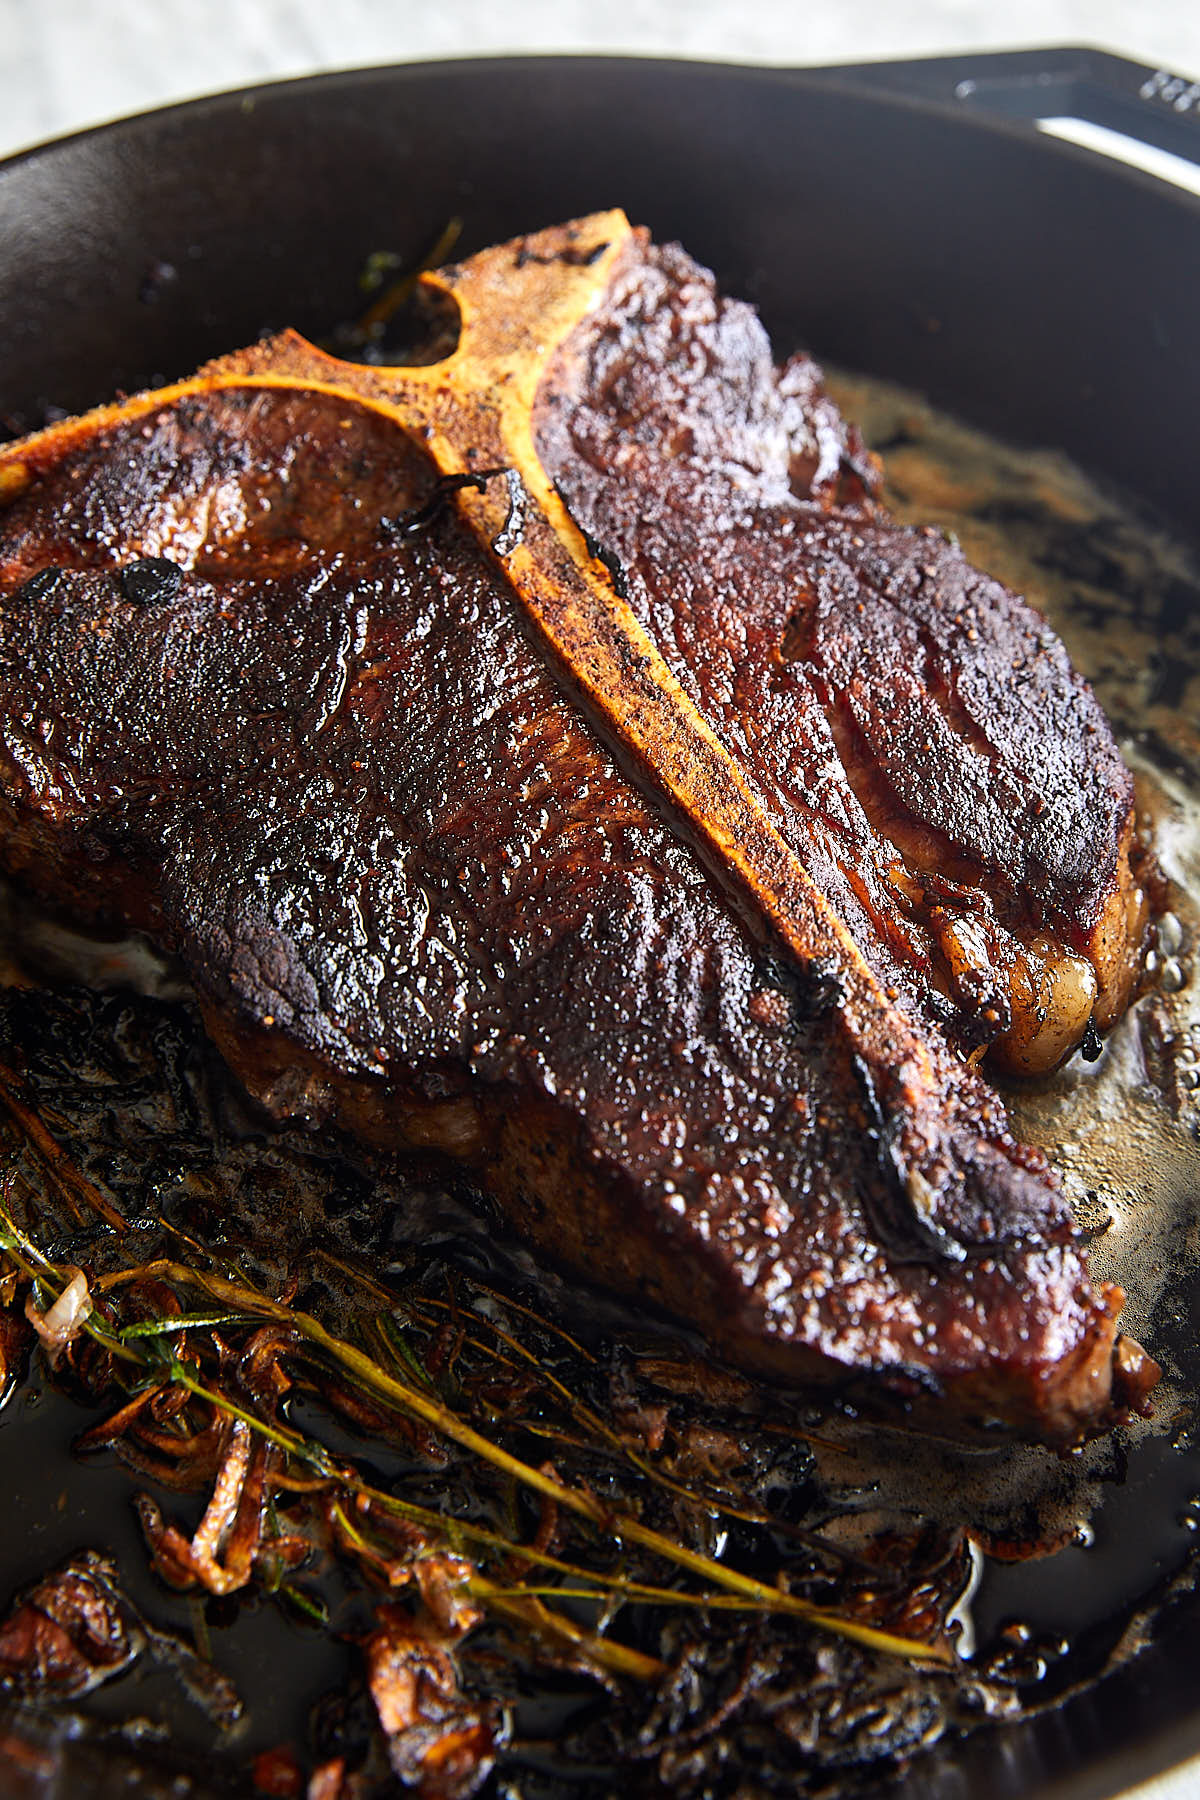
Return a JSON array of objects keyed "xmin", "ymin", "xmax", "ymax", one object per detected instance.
[{"xmin": 0, "ymin": 213, "xmax": 1157, "ymax": 1444}]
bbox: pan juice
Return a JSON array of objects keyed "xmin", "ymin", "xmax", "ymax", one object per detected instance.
[{"xmin": 829, "ymin": 368, "xmax": 1200, "ymax": 1703}]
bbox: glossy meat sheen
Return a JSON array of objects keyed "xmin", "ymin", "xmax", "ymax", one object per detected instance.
[
  {"xmin": 535, "ymin": 241, "xmax": 1147, "ymax": 1074},
  {"xmin": 0, "ymin": 214, "xmax": 1156, "ymax": 1444}
]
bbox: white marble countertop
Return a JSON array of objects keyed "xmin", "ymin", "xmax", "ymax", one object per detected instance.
[{"xmin": 1, "ymin": 5, "xmax": 1198, "ymax": 1798}]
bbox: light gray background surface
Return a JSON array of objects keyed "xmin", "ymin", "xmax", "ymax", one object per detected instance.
[
  {"xmin": 1, "ymin": 0, "xmax": 1199, "ymax": 160},
  {"xmin": 2, "ymin": 4, "xmax": 1198, "ymax": 1797}
]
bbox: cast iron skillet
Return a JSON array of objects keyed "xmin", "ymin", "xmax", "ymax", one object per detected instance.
[{"xmin": 1, "ymin": 46, "xmax": 1199, "ymax": 1800}]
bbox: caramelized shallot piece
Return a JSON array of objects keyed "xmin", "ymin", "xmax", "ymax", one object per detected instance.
[{"xmin": 25, "ymin": 1268, "xmax": 92, "ymax": 1362}]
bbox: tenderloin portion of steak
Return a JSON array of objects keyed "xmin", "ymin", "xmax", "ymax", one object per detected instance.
[{"xmin": 0, "ymin": 212, "xmax": 1156, "ymax": 1444}]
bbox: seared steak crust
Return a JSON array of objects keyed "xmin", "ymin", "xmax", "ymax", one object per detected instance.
[
  {"xmin": 0, "ymin": 215, "xmax": 1156, "ymax": 1443},
  {"xmin": 535, "ymin": 241, "xmax": 1146, "ymax": 1071}
]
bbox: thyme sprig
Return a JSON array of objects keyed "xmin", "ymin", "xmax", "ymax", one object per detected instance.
[{"xmin": 0, "ymin": 1200, "xmax": 952, "ymax": 1673}]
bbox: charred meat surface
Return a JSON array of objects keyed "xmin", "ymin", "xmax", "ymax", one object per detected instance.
[
  {"xmin": 0, "ymin": 212, "xmax": 1156, "ymax": 1444},
  {"xmin": 534, "ymin": 240, "xmax": 1148, "ymax": 1074}
]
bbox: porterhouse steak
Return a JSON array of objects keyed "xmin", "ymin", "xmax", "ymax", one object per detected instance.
[{"xmin": 0, "ymin": 212, "xmax": 1157, "ymax": 1444}]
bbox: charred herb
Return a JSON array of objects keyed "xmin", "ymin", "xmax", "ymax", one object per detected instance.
[
  {"xmin": 382, "ymin": 469, "xmax": 513, "ymax": 541},
  {"xmin": 0, "ymin": 983, "xmax": 1006, "ymax": 1795},
  {"xmin": 118, "ymin": 558, "xmax": 183, "ymax": 608}
]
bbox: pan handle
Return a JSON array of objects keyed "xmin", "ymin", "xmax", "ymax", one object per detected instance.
[{"xmin": 814, "ymin": 46, "xmax": 1200, "ymax": 171}]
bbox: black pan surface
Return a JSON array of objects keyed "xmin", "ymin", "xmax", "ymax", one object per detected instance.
[{"xmin": 1, "ymin": 50, "xmax": 1198, "ymax": 1800}]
